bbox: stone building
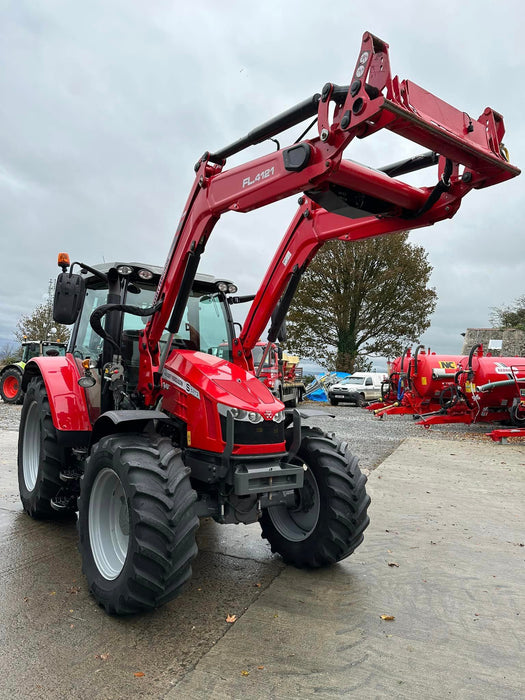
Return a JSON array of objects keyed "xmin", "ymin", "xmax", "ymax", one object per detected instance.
[{"xmin": 460, "ymin": 328, "xmax": 525, "ymax": 357}]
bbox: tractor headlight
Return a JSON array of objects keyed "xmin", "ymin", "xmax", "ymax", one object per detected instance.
[
  {"xmin": 216, "ymin": 281, "xmax": 238, "ymax": 294},
  {"xmin": 217, "ymin": 403, "xmax": 263, "ymax": 423},
  {"xmin": 248, "ymin": 411, "xmax": 262, "ymax": 424},
  {"xmin": 117, "ymin": 265, "xmax": 133, "ymax": 276},
  {"xmin": 272, "ymin": 411, "xmax": 285, "ymax": 423}
]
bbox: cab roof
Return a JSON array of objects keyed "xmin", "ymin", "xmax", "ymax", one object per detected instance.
[{"xmin": 79, "ymin": 262, "xmax": 234, "ymax": 290}]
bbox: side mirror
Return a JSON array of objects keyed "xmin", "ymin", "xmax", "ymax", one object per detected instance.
[{"xmin": 53, "ymin": 272, "xmax": 85, "ymax": 325}]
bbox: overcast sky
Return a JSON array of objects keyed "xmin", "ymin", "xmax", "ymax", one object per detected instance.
[{"xmin": 1, "ymin": 0, "xmax": 524, "ymax": 369}]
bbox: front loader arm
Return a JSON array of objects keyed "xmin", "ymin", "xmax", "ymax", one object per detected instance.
[
  {"xmin": 138, "ymin": 30, "xmax": 519, "ymax": 405},
  {"xmin": 239, "ymin": 181, "xmax": 466, "ymax": 357}
]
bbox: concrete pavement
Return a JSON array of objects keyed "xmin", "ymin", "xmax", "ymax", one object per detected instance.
[
  {"xmin": 168, "ymin": 437, "xmax": 525, "ymax": 699},
  {"xmin": 0, "ymin": 428, "xmax": 523, "ymax": 699}
]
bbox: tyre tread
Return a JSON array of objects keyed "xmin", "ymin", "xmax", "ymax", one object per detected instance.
[
  {"xmin": 79, "ymin": 433, "xmax": 198, "ymax": 615},
  {"xmin": 260, "ymin": 427, "xmax": 370, "ymax": 568}
]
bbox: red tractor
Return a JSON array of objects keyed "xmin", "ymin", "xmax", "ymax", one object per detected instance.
[{"xmin": 17, "ymin": 32, "xmax": 519, "ymax": 614}]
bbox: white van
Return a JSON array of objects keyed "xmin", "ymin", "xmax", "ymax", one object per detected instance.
[{"xmin": 327, "ymin": 372, "xmax": 388, "ymax": 406}]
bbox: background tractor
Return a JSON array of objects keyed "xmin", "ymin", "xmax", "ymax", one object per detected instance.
[{"xmin": 0, "ymin": 340, "xmax": 67, "ymax": 404}]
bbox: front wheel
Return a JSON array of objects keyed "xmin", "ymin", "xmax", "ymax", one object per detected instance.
[
  {"xmin": 18, "ymin": 376, "xmax": 71, "ymax": 518},
  {"xmin": 78, "ymin": 433, "xmax": 199, "ymax": 614},
  {"xmin": 1, "ymin": 368, "xmax": 23, "ymax": 404},
  {"xmin": 260, "ymin": 428, "xmax": 370, "ymax": 567}
]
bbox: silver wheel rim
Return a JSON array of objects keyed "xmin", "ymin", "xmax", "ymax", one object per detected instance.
[
  {"xmin": 23, "ymin": 401, "xmax": 40, "ymax": 491},
  {"xmin": 268, "ymin": 465, "xmax": 320, "ymax": 542},
  {"xmin": 88, "ymin": 468, "xmax": 129, "ymax": 580}
]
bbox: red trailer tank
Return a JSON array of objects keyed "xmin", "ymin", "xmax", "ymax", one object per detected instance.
[
  {"xmin": 370, "ymin": 346, "xmax": 464, "ymax": 417},
  {"xmin": 454, "ymin": 345, "xmax": 525, "ymax": 425},
  {"xmin": 415, "ymin": 345, "xmax": 525, "ymax": 426}
]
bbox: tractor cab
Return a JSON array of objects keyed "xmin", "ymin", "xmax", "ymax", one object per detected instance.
[
  {"xmin": 21, "ymin": 340, "xmax": 67, "ymax": 363},
  {"xmin": 56, "ymin": 261, "xmax": 237, "ymax": 421}
]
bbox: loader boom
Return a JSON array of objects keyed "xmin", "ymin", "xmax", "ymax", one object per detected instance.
[{"xmin": 138, "ymin": 30, "xmax": 519, "ymax": 404}]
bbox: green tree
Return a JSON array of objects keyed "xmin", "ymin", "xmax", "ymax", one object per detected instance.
[
  {"xmin": 287, "ymin": 233, "xmax": 437, "ymax": 373},
  {"xmin": 490, "ymin": 295, "xmax": 525, "ymax": 331},
  {"xmin": 15, "ymin": 280, "xmax": 71, "ymax": 345}
]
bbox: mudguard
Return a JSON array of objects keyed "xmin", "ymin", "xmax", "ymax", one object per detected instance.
[
  {"xmin": 0, "ymin": 361, "xmax": 24, "ymax": 375},
  {"xmin": 22, "ymin": 355, "xmax": 92, "ymax": 432}
]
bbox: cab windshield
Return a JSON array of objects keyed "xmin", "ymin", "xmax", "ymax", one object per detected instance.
[
  {"xmin": 72, "ymin": 284, "xmax": 232, "ymax": 361},
  {"xmin": 341, "ymin": 376, "xmax": 364, "ymax": 385},
  {"xmin": 41, "ymin": 343, "xmax": 66, "ymax": 357}
]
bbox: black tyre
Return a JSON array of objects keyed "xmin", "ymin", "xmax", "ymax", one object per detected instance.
[
  {"xmin": 260, "ymin": 427, "xmax": 370, "ymax": 567},
  {"xmin": 78, "ymin": 433, "xmax": 199, "ymax": 615},
  {"xmin": 329, "ymin": 397, "xmax": 338, "ymax": 406},
  {"xmin": 18, "ymin": 376, "xmax": 71, "ymax": 518},
  {"xmin": 356, "ymin": 393, "xmax": 367, "ymax": 407},
  {"xmin": 1, "ymin": 368, "xmax": 24, "ymax": 404}
]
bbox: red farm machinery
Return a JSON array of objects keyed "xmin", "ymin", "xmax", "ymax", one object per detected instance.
[
  {"xmin": 370, "ymin": 344, "xmax": 525, "ymax": 428},
  {"xmin": 17, "ymin": 32, "xmax": 519, "ymax": 615},
  {"xmin": 369, "ymin": 345, "xmax": 465, "ymax": 417},
  {"xmin": 417, "ymin": 344, "xmax": 525, "ymax": 427}
]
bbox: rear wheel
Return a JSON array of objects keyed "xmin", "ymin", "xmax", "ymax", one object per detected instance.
[
  {"xmin": 260, "ymin": 428, "xmax": 370, "ymax": 567},
  {"xmin": 1, "ymin": 368, "xmax": 23, "ymax": 404},
  {"xmin": 78, "ymin": 433, "xmax": 199, "ymax": 614},
  {"xmin": 356, "ymin": 393, "xmax": 367, "ymax": 407},
  {"xmin": 18, "ymin": 376, "xmax": 71, "ymax": 518}
]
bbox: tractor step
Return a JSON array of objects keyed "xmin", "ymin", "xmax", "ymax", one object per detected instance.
[
  {"xmin": 51, "ymin": 493, "xmax": 78, "ymax": 511},
  {"xmin": 59, "ymin": 468, "xmax": 83, "ymax": 482}
]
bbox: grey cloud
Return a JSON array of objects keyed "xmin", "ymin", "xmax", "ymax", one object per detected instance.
[{"xmin": 1, "ymin": 0, "xmax": 524, "ymax": 358}]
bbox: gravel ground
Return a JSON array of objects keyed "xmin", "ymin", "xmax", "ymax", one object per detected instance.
[
  {"xmin": 0, "ymin": 402, "xmax": 22, "ymax": 431},
  {"xmin": 1, "ymin": 399, "xmax": 501, "ymax": 474},
  {"xmin": 299, "ymin": 400, "xmax": 500, "ymax": 472}
]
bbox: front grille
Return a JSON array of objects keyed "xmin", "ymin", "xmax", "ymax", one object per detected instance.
[{"xmin": 219, "ymin": 416, "xmax": 285, "ymax": 445}]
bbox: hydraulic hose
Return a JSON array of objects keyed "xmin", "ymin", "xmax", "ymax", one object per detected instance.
[
  {"xmin": 404, "ymin": 158, "xmax": 453, "ymax": 219},
  {"xmin": 90, "ymin": 301, "xmax": 163, "ymax": 354},
  {"xmin": 468, "ymin": 343, "xmax": 483, "ymax": 374},
  {"xmin": 413, "ymin": 345, "xmax": 425, "ymax": 375},
  {"xmin": 397, "ymin": 346, "xmax": 411, "ymax": 400}
]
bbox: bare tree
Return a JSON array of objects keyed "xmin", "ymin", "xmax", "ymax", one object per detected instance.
[
  {"xmin": 491, "ymin": 295, "xmax": 525, "ymax": 331},
  {"xmin": 15, "ymin": 279, "xmax": 70, "ymax": 344}
]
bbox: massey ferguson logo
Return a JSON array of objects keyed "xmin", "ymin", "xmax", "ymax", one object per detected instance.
[
  {"xmin": 162, "ymin": 369, "xmax": 201, "ymax": 399},
  {"xmin": 264, "ymin": 411, "xmax": 273, "ymax": 420}
]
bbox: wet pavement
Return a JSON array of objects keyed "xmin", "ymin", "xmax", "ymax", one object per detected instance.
[{"xmin": 1, "ymin": 421, "xmax": 524, "ymax": 698}]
